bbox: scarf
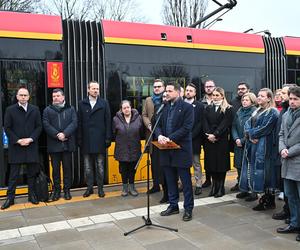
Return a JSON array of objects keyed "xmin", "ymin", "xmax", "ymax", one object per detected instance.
[
  {"xmin": 52, "ymin": 101, "xmax": 65, "ymax": 111},
  {"xmin": 286, "ymin": 107, "xmax": 300, "ymax": 130},
  {"xmin": 151, "ymin": 93, "xmax": 162, "ymax": 107},
  {"xmin": 237, "ymin": 105, "xmax": 256, "ymax": 122}
]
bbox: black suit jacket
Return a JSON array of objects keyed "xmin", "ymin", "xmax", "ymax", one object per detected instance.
[{"xmin": 155, "ymin": 98, "xmax": 194, "ymax": 168}]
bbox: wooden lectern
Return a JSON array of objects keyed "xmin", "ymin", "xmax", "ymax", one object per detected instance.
[{"xmin": 152, "ymin": 141, "xmax": 181, "ymax": 150}]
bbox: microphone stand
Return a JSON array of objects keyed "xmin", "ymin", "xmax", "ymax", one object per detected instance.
[{"xmin": 124, "ymin": 108, "xmax": 178, "ymax": 236}]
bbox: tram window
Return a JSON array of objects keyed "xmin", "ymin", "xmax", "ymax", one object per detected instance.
[
  {"xmin": 200, "ymin": 66, "xmax": 257, "ymax": 99},
  {"xmin": 287, "ymin": 56, "xmax": 299, "ymax": 70},
  {"xmin": 288, "ymin": 70, "xmax": 296, "ymax": 84},
  {"xmin": 123, "ymin": 76, "xmax": 187, "ymax": 113}
]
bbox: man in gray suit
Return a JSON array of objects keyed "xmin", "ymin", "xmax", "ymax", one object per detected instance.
[{"xmin": 277, "ymin": 86, "xmax": 300, "ymax": 242}]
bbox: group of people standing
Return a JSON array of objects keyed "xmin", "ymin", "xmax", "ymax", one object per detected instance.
[
  {"xmin": 1, "ymin": 81, "xmax": 113, "ymax": 209},
  {"xmin": 229, "ymin": 83, "xmax": 300, "ymax": 242},
  {"xmin": 2, "ymin": 79, "xmax": 300, "ymax": 241}
]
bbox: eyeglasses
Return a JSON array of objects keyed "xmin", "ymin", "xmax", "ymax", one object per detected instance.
[
  {"xmin": 153, "ymin": 86, "xmax": 163, "ymax": 89},
  {"xmin": 18, "ymin": 94, "xmax": 29, "ymax": 97},
  {"xmin": 205, "ymin": 86, "xmax": 215, "ymax": 88},
  {"xmin": 237, "ymin": 88, "xmax": 247, "ymax": 91}
]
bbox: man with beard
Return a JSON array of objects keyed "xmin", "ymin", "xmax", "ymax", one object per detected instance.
[
  {"xmin": 78, "ymin": 81, "xmax": 111, "ymax": 198},
  {"xmin": 142, "ymin": 79, "xmax": 165, "ymax": 194},
  {"xmin": 272, "ymin": 84, "xmax": 297, "ymax": 221},
  {"xmin": 156, "ymin": 82, "xmax": 194, "ymax": 221},
  {"xmin": 230, "ymin": 82, "xmax": 250, "ymax": 114},
  {"xmin": 184, "ymin": 83, "xmax": 204, "ymax": 195},
  {"xmin": 201, "ymin": 80, "xmax": 216, "ymax": 188}
]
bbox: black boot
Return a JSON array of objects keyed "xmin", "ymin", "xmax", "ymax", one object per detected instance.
[
  {"xmin": 1, "ymin": 198, "xmax": 14, "ymax": 210},
  {"xmin": 208, "ymin": 179, "xmax": 216, "ymax": 197},
  {"xmin": 28, "ymin": 193, "xmax": 39, "ymax": 205},
  {"xmin": 83, "ymin": 188, "xmax": 94, "ymax": 197},
  {"xmin": 253, "ymin": 193, "xmax": 276, "ymax": 211},
  {"xmin": 98, "ymin": 186, "xmax": 105, "ymax": 197},
  {"xmin": 214, "ymin": 179, "xmax": 225, "ymax": 198},
  {"xmin": 50, "ymin": 189, "xmax": 61, "ymax": 201},
  {"xmin": 64, "ymin": 190, "xmax": 72, "ymax": 200}
]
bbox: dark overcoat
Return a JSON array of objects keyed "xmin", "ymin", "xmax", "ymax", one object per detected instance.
[
  {"xmin": 155, "ymin": 98, "xmax": 194, "ymax": 168},
  {"xmin": 113, "ymin": 109, "xmax": 143, "ymax": 162},
  {"xmin": 43, "ymin": 104, "xmax": 78, "ymax": 153},
  {"xmin": 203, "ymin": 105, "xmax": 233, "ymax": 173},
  {"xmin": 231, "ymin": 106, "xmax": 256, "ymax": 168},
  {"xmin": 4, "ymin": 103, "xmax": 42, "ymax": 164},
  {"xmin": 191, "ymin": 100, "xmax": 204, "ymax": 153},
  {"xmin": 239, "ymin": 107, "xmax": 279, "ymax": 192},
  {"xmin": 78, "ymin": 97, "xmax": 112, "ymax": 154}
]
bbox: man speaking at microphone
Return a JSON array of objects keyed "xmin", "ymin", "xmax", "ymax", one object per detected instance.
[{"xmin": 155, "ymin": 82, "xmax": 194, "ymax": 221}]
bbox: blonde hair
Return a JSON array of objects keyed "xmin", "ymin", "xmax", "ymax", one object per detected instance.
[
  {"xmin": 242, "ymin": 92, "xmax": 257, "ymax": 106},
  {"xmin": 213, "ymin": 87, "xmax": 231, "ymax": 113},
  {"xmin": 258, "ymin": 88, "xmax": 275, "ymax": 109}
]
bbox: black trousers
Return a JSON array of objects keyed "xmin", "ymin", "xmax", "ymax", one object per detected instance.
[
  {"xmin": 211, "ymin": 172, "xmax": 226, "ymax": 182},
  {"xmin": 50, "ymin": 152, "xmax": 72, "ymax": 191},
  {"xmin": 119, "ymin": 161, "xmax": 137, "ymax": 184},
  {"xmin": 7, "ymin": 163, "xmax": 37, "ymax": 200}
]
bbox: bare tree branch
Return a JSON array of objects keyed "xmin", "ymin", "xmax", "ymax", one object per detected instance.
[
  {"xmin": 0, "ymin": 0, "xmax": 40, "ymax": 12},
  {"xmin": 162, "ymin": 0, "xmax": 208, "ymax": 27},
  {"xmin": 92, "ymin": 0, "xmax": 146, "ymax": 22},
  {"xmin": 36, "ymin": 0, "xmax": 94, "ymax": 20}
]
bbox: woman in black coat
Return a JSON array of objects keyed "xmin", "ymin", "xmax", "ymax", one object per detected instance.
[
  {"xmin": 113, "ymin": 100, "xmax": 143, "ymax": 197},
  {"xmin": 203, "ymin": 87, "xmax": 233, "ymax": 197}
]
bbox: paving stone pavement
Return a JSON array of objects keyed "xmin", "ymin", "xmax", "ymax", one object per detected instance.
[{"xmin": 0, "ymin": 172, "xmax": 299, "ymax": 249}]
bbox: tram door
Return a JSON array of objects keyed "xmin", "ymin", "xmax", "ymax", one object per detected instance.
[{"xmin": 0, "ymin": 60, "xmax": 48, "ymax": 187}]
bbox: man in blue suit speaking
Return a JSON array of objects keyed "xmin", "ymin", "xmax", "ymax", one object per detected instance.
[{"xmin": 156, "ymin": 82, "xmax": 194, "ymax": 221}]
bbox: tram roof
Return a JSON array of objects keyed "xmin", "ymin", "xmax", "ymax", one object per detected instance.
[
  {"xmin": 102, "ymin": 20, "xmax": 265, "ymax": 54},
  {"xmin": 284, "ymin": 36, "xmax": 300, "ymax": 55},
  {"xmin": 0, "ymin": 11, "xmax": 62, "ymax": 40}
]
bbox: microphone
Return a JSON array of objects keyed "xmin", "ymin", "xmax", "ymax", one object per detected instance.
[{"xmin": 156, "ymin": 103, "xmax": 165, "ymax": 115}]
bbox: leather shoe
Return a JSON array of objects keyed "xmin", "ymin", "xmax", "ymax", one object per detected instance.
[
  {"xmin": 28, "ymin": 194, "xmax": 39, "ymax": 205},
  {"xmin": 1, "ymin": 199, "xmax": 14, "ymax": 210},
  {"xmin": 296, "ymin": 234, "xmax": 300, "ymax": 241},
  {"xmin": 64, "ymin": 190, "xmax": 72, "ymax": 200},
  {"xmin": 147, "ymin": 186, "xmax": 160, "ymax": 194},
  {"xmin": 194, "ymin": 187, "xmax": 202, "ymax": 195},
  {"xmin": 272, "ymin": 210, "xmax": 289, "ymax": 220},
  {"xmin": 83, "ymin": 189, "xmax": 94, "ymax": 198},
  {"xmin": 277, "ymin": 225, "xmax": 300, "ymax": 234},
  {"xmin": 202, "ymin": 180, "xmax": 211, "ymax": 188},
  {"xmin": 160, "ymin": 206, "xmax": 179, "ymax": 216},
  {"xmin": 182, "ymin": 210, "xmax": 192, "ymax": 221}
]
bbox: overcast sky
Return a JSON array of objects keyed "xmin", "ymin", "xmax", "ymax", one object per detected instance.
[{"xmin": 140, "ymin": 0, "xmax": 300, "ymax": 37}]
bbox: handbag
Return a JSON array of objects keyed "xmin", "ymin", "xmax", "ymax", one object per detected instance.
[{"xmin": 35, "ymin": 170, "xmax": 52, "ymax": 202}]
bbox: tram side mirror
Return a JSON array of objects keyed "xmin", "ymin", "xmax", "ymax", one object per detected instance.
[{"xmin": 161, "ymin": 33, "xmax": 167, "ymax": 40}]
